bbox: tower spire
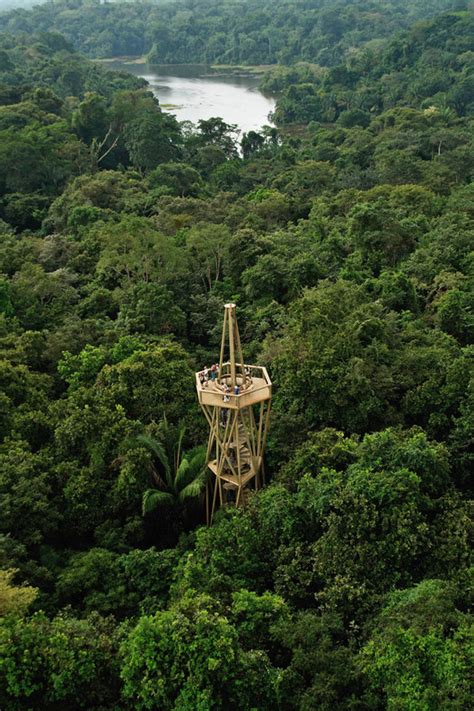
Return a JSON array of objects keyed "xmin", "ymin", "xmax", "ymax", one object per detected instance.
[{"xmin": 218, "ymin": 303, "xmax": 245, "ymax": 388}]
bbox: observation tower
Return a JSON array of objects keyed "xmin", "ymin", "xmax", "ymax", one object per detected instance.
[{"xmin": 195, "ymin": 304, "xmax": 272, "ymax": 524}]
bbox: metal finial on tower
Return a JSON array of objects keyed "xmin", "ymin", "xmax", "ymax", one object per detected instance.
[{"xmin": 196, "ymin": 304, "xmax": 272, "ymax": 524}]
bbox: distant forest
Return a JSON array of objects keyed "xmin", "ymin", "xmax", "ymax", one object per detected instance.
[
  {"xmin": 0, "ymin": 0, "xmax": 467, "ymax": 62},
  {"xmin": 0, "ymin": 1, "xmax": 472, "ymax": 709}
]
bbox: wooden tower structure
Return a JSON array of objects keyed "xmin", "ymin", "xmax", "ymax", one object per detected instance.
[{"xmin": 195, "ymin": 304, "xmax": 272, "ymax": 524}]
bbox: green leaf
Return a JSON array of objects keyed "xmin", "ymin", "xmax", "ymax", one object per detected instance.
[
  {"xmin": 178, "ymin": 472, "xmax": 207, "ymax": 503},
  {"xmin": 135, "ymin": 434, "xmax": 172, "ymax": 487},
  {"xmin": 174, "ymin": 456, "xmax": 190, "ymax": 491},
  {"xmin": 142, "ymin": 489, "xmax": 175, "ymax": 515}
]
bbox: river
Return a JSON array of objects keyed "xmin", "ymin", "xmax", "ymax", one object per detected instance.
[{"xmin": 106, "ymin": 62, "xmax": 276, "ymax": 135}]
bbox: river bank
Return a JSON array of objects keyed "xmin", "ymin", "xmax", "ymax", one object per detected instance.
[{"xmin": 97, "ymin": 57, "xmax": 273, "ymax": 77}]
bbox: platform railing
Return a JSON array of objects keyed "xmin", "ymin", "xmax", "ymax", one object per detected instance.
[{"xmin": 195, "ymin": 362, "xmax": 271, "ymax": 406}]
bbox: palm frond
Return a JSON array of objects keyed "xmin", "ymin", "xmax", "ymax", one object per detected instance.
[
  {"xmin": 178, "ymin": 469, "xmax": 209, "ymax": 503},
  {"xmin": 175, "ymin": 422, "xmax": 186, "ymax": 473},
  {"xmin": 175, "ymin": 445, "xmax": 206, "ymax": 490},
  {"xmin": 174, "ymin": 456, "xmax": 191, "ymax": 491},
  {"xmin": 188, "ymin": 446, "xmax": 207, "ymax": 473},
  {"xmin": 158, "ymin": 415, "xmax": 175, "ymax": 466},
  {"xmin": 142, "ymin": 488, "xmax": 175, "ymax": 515},
  {"xmin": 135, "ymin": 434, "xmax": 172, "ymax": 487},
  {"xmin": 178, "ymin": 477, "xmax": 206, "ymax": 503}
]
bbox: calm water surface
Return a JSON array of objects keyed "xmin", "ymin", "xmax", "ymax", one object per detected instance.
[{"xmin": 108, "ymin": 62, "xmax": 276, "ymax": 134}]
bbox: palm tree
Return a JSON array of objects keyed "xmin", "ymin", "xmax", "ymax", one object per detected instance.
[{"xmin": 125, "ymin": 418, "xmax": 208, "ymax": 516}]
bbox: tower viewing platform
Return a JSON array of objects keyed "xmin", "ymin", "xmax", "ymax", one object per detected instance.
[
  {"xmin": 195, "ymin": 303, "xmax": 272, "ymax": 523},
  {"xmin": 195, "ymin": 362, "xmax": 271, "ymax": 410}
]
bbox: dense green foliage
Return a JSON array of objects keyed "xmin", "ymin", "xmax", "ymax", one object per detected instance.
[
  {"xmin": 264, "ymin": 9, "xmax": 474, "ymax": 126},
  {"xmin": 0, "ymin": 2, "xmax": 472, "ymax": 709},
  {"xmin": 0, "ymin": 0, "xmax": 466, "ymax": 62}
]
